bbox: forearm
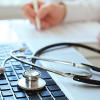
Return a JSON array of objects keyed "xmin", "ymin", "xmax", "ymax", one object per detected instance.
[{"xmin": 62, "ymin": 0, "xmax": 100, "ymax": 23}]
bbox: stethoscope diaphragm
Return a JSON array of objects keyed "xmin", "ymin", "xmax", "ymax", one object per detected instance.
[{"xmin": 18, "ymin": 70, "xmax": 46, "ymax": 90}]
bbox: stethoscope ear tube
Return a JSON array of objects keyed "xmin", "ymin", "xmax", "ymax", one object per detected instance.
[
  {"xmin": 73, "ymin": 75, "xmax": 100, "ymax": 85},
  {"xmin": 32, "ymin": 42, "xmax": 100, "ymax": 86},
  {"xmin": 81, "ymin": 63, "xmax": 100, "ymax": 72},
  {"xmin": 33, "ymin": 42, "xmax": 100, "ymax": 63}
]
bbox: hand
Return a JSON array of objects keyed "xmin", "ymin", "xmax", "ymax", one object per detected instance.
[
  {"xmin": 22, "ymin": 1, "xmax": 66, "ymax": 29},
  {"xmin": 97, "ymin": 32, "xmax": 100, "ymax": 41}
]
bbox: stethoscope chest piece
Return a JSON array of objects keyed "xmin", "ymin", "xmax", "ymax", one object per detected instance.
[{"xmin": 17, "ymin": 70, "xmax": 46, "ymax": 90}]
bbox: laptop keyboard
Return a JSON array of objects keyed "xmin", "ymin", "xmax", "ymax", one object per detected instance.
[{"xmin": 0, "ymin": 43, "xmax": 69, "ymax": 100}]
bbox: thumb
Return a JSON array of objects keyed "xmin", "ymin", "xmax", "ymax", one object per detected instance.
[{"xmin": 37, "ymin": 3, "xmax": 52, "ymax": 19}]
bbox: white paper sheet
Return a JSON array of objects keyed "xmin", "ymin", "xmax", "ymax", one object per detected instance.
[
  {"xmin": 0, "ymin": 20, "xmax": 19, "ymax": 42},
  {"xmin": 2, "ymin": 19, "xmax": 100, "ymax": 43}
]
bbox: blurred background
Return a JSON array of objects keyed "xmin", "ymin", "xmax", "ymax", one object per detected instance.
[
  {"xmin": 0, "ymin": 0, "xmax": 32, "ymax": 19},
  {"xmin": 0, "ymin": 0, "xmax": 80, "ymax": 20}
]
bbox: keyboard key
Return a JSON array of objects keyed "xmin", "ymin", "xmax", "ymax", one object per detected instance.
[
  {"xmin": 2, "ymin": 90, "xmax": 13, "ymax": 96},
  {"xmin": 5, "ymin": 67, "xmax": 13, "ymax": 72},
  {"xmin": 41, "ymin": 71, "xmax": 51, "ymax": 79},
  {"xmin": 22, "ymin": 43, "xmax": 27, "ymax": 47},
  {"xmin": 56, "ymin": 97, "xmax": 69, "ymax": 100},
  {"xmin": 0, "ymin": 84, "xmax": 10, "ymax": 90},
  {"xmin": 40, "ymin": 91, "xmax": 51, "ymax": 97},
  {"xmin": 44, "ymin": 79, "xmax": 56, "ymax": 86},
  {"xmin": 5, "ymin": 51, "xmax": 10, "ymax": 54},
  {"xmin": 3, "ymin": 45, "xmax": 11, "ymax": 49},
  {"xmin": 17, "ymin": 98, "xmax": 28, "ymax": 100},
  {"xmin": 8, "ymin": 76, "xmax": 18, "ymax": 81},
  {"xmin": 29, "ymin": 95, "xmax": 41, "ymax": 100},
  {"xmin": 0, "ymin": 51, "xmax": 4, "ymax": 54},
  {"xmin": 6, "ymin": 54, "xmax": 11, "ymax": 57},
  {"xmin": 51, "ymin": 91, "xmax": 65, "ymax": 97},
  {"xmin": 18, "ymin": 74, "xmax": 23, "ymax": 79},
  {"xmin": 15, "ymin": 92, "xmax": 26, "ymax": 98},
  {"xmin": 3, "ymin": 96, "xmax": 15, "ymax": 100},
  {"xmin": 24, "ymin": 66, "xmax": 30, "ymax": 70},
  {"xmin": 24, "ymin": 50, "xmax": 32, "ymax": 55},
  {"xmin": 0, "ymin": 59, "xmax": 4, "ymax": 62},
  {"xmin": 16, "ymin": 70, "xmax": 24, "ymax": 74},
  {"xmin": 39, "ymin": 87, "xmax": 47, "ymax": 92},
  {"xmin": 43, "ymin": 97, "xmax": 54, "ymax": 100},
  {"xmin": 0, "ymin": 54, "xmax": 6, "ymax": 57},
  {"xmin": 48, "ymin": 85, "xmax": 60, "ymax": 91},
  {"xmin": 0, "ymin": 57, "xmax": 5, "ymax": 60},
  {"xmin": 10, "ymin": 81, "xmax": 18, "ymax": 86},
  {"xmin": 6, "ymin": 72, "xmax": 15, "ymax": 76},
  {"xmin": 0, "ymin": 79, "xmax": 8, "ymax": 85},
  {"xmin": 22, "ymin": 64, "xmax": 29, "ymax": 67},
  {"xmin": 11, "ymin": 62, "xmax": 20, "ymax": 66},
  {"xmin": 13, "ymin": 65, "xmax": 22, "ymax": 70},
  {"xmin": 12, "ymin": 86, "xmax": 23, "ymax": 92},
  {"xmin": 5, "ymin": 63, "xmax": 11, "ymax": 67},
  {"xmin": 0, "ymin": 74, "xmax": 6, "ymax": 79},
  {"xmin": 25, "ymin": 90, "xmax": 37, "ymax": 96}
]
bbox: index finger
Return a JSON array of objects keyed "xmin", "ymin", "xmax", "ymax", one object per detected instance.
[{"xmin": 22, "ymin": 3, "xmax": 36, "ymax": 15}]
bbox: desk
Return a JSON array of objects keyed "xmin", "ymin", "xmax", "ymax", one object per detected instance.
[{"xmin": 0, "ymin": 19, "xmax": 100, "ymax": 67}]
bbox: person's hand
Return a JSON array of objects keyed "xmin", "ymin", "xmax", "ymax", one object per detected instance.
[
  {"xmin": 97, "ymin": 33, "xmax": 100, "ymax": 41},
  {"xmin": 22, "ymin": 1, "xmax": 66, "ymax": 29}
]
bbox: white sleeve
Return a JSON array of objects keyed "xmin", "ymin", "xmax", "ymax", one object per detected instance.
[{"xmin": 62, "ymin": 0, "xmax": 100, "ymax": 23}]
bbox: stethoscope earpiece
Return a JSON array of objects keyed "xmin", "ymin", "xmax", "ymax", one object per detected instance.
[
  {"xmin": 0, "ymin": 67, "xmax": 5, "ymax": 74},
  {"xmin": 19, "ymin": 47, "xmax": 26, "ymax": 52}
]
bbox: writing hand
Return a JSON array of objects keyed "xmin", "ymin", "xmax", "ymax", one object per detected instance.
[{"xmin": 22, "ymin": 1, "xmax": 66, "ymax": 29}]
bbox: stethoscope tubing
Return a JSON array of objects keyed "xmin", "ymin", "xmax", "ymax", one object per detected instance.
[
  {"xmin": 32, "ymin": 42, "xmax": 100, "ymax": 72},
  {"xmin": 32, "ymin": 42, "xmax": 100, "ymax": 85},
  {"xmin": 10, "ymin": 48, "xmax": 100, "ymax": 85},
  {"xmin": 2, "ymin": 42, "xmax": 100, "ymax": 86},
  {"xmin": 33, "ymin": 43, "xmax": 100, "ymax": 57},
  {"xmin": 9, "ymin": 49, "xmax": 76, "ymax": 78}
]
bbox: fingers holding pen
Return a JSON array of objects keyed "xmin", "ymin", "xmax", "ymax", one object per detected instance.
[
  {"xmin": 37, "ymin": 2, "xmax": 52, "ymax": 20},
  {"xmin": 41, "ymin": 20, "xmax": 50, "ymax": 29},
  {"xmin": 24, "ymin": 12, "xmax": 36, "ymax": 25},
  {"xmin": 24, "ymin": 12, "xmax": 50, "ymax": 29},
  {"xmin": 22, "ymin": 3, "xmax": 36, "ymax": 17},
  {"xmin": 22, "ymin": 1, "xmax": 45, "ymax": 17},
  {"xmin": 22, "ymin": 1, "xmax": 51, "ymax": 29}
]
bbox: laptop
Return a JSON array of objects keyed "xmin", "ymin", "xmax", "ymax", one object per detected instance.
[
  {"xmin": 0, "ymin": 38, "xmax": 100, "ymax": 100},
  {"xmin": 0, "ymin": 19, "xmax": 100, "ymax": 100}
]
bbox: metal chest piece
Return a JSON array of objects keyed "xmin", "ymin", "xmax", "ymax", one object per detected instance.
[{"xmin": 18, "ymin": 70, "xmax": 46, "ymax": 90}]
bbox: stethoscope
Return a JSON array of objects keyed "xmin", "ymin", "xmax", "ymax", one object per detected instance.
[{"xmin": 1, "ymin": 43, "xmax": 100, "ymax": 90}]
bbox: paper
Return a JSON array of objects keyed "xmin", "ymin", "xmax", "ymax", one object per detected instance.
[
  {"xmin": 0, "ymin": 20, "xmax": 19, "ymax": 42},
  {"xmin": 10, "ymin": 19, "xmax": 100, "ymax": 43}
]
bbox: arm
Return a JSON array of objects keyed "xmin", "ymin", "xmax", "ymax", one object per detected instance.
[{"xmin": 63, "ymin": 0, "xmax": 100, "ymax": 23}]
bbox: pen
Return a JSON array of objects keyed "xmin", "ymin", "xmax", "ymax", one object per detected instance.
[{"xmin": 33, "ymin": 0, "xmax": 41, "ymax": 30}]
